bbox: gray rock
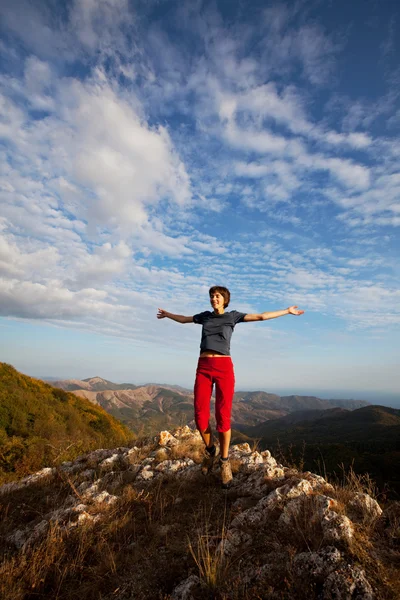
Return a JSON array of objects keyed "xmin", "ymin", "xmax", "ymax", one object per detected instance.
[
  {"xmin": 322, "ymin": 512, "xmax": 354, "ymax": 545},
  {"xmin": 92, "ymin": 491, "xmax": 118, "ymax": 505},
  {"xmin": 218, "ymin": 529, "xmax": 253, "ymax": 557},
  {"xmin": 158, "ymin": 431, "xmax": 179, "ymax": 447},
  {"xmin": 171, "ymin": 575, "xmax": 200, "ymax": 600},
  {"xmin": 173, "ymin": 426, "xmax": 201, "ymax": 441},
  {"xmin": 0, "ymin": 467, "xmax": 56, "ymax": 496},
  {"xmin": 348, "ymin": 493, "xmax": 382, "ymax": 523},
  {"xmin": 137, "ymin": 466, "xmax": 154, "ymax": 481},
  {"xmin": 81, "ymin": 479, "xmax": 101, "ymax": 499},
  {"xmin": 86, "ymin": 448, "xmax": 115, "ymax": 467},
  {"xmin": 293, "ymin": 547, "xmax": 342, "ymax": 580},
  {"xmin": 80, "ymin": 469, "xmax": 96, "ymax": 480},
  {"xmin": 99, "ymin": 454, "xmax": 121, "ymax": 471},
  {"xmin": 279, "ymin": 494, "xmax": 335, "ymax": 528},
  {"xmin": 8, "ymin": 519, "xmax": 49, "ymax": 549},
  {"xmin": 323, "ymin": 566, "xmax": 374, "ymax": 599},
  {"xmin": 155, "ymin": 458, "xmax": 195, "ymax": 474}
]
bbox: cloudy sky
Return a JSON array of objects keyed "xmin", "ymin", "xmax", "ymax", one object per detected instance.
[{"xmin": 0, "ymin": 0, "xmax": 399, "ymax": 403}]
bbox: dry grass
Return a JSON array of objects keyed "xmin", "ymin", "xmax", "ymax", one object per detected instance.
[
  {"xmin": 188, "ymin": 521, "xmax": 227, "ymax": 591},
  {"xmin": 168, "ymin": 438, "xmax": 204, "ymax": 463},
  {"xmin": 329, "ymin": 464, "xmax": 378, "ymax": 503},
  {"xmin": 382, "ymin": 502, "xmax": 400, "ymax": 545}
]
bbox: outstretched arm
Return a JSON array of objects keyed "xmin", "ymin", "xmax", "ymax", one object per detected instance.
[
  {"xmin": 243, "ymin": 305, "xmax": 304, "ymax": 322},
  {"xmin": 157, "ymin": 308, "xmax": 193, "ymax": 324}
]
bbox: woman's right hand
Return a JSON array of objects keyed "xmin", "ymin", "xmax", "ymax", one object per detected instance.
[{"xmin": 157, "ymin": 308, "xmax": 168, "ymax": 319}]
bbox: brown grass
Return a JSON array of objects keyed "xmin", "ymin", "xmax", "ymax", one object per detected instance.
[
  {"xmin": 329, "ymin": 464, "xmax": 378, "ymax": 504},
  {"xmin": 188, "ymin": 509, "xmax": 228, "ymax": 592},
  {"xmin": 168, "ymin": 438, "xmax": 204, "ymax": 463}
]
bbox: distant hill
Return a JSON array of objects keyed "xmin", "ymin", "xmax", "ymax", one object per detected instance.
[
  {"xmin": 0, "ymin": 364, "xmax": 132, "ymax": 483},
  {"xmin": 53, "ymin": 376, "xmax": 138, "ymax": 392},
  {"xmin": 234, "ymin": 391, "xmax": 369, "ymax": 413},
  {"xmin": 241, "ymin": 405, "xmax": 400, "ymax": 495},
  {"xmin": 243, "ymin": 405, "xmax": 400, "ymax": 443}
]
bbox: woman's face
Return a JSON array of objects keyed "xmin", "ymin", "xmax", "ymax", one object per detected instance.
[{"xmin": 210, "ymin": 291, "xmax": 225, "ymax": 312}]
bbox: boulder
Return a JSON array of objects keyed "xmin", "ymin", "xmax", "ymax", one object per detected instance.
[
  {"xmin": 171, "ymin": 575, "xmax": 200, "ymax": 600},
  {"xmin": 323, "ymin": 566, "xmax": 374, "ymax": 599},
  {"xmin": 322, "ymin": 511, "xmax": 354, "ymax": 545},
  {"xmin": 99, "ymin": 454, "xmax": 121, "ymax": 471},
  {"xmin": 158, "ymin": 431, "xmax": 179, "ymax": 447},
  {"xmin": 348, "ymin": 492, "xmax": 382, "ymax": 523},
  {"xmin": 155, "ymin": 458, "xmax": 195, "ymax": 474},
  {"xmin": 293, "ymin": 546, "xmax": 343, "ymax": 580}
]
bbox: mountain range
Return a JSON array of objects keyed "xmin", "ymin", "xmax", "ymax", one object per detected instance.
[
  {"xmin": 50, "ymin": 376, "xmax": 370, "ymax": 434},
  {"xmin": 242, "ymin": 405, "xmax": 400, "ymax": 443}
]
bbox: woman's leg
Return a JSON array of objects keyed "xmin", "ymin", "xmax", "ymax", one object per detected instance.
[
  {"xmin": 218, "ymin": 429, "xmax": 231, "ymax": 459},
  {"xmin": 200, "ymin": 423, "xmax": 213, "ymax": 448},
  {"xmin": 215, "ymin": 359, "xmax": 235, "ymax": 464},
  {"xmin": 194, "ymin": 361, "xmax": 214, "ymax": 447}
]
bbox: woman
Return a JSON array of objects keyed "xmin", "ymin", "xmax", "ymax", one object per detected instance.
[{"xmin": 157, "ymin": 286, "xmax": 304, "ymax": 488}]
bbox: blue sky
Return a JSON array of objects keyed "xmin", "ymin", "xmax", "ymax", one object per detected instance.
[{"xmin": 0, "ymin": 0, "xmax": 399, "ymax": 404}]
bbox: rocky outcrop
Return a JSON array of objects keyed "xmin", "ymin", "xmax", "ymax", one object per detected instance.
[{"xmin": 0, "ymin": 426, "xmax": 386, "ymax": 599}]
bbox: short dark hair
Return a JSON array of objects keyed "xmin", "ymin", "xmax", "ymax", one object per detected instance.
[{"xmin": 209, "ymin": 286, "xmax": 230, "ymax": 308}]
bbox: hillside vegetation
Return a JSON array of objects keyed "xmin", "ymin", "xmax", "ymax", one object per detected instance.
[{"xmin": 0, "ymin": 364, "xmax": 132, "ymax": 483}]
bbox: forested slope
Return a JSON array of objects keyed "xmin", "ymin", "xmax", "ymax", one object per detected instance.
[{"xmin": 0, "ymin": 363, "xmax": 132, "ymax": 483}]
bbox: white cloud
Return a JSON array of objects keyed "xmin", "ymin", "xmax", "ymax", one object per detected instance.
[
  {"xmin": 231, "ymin": 83, "xmax": 369, "ymax": 149},
  {"xmin": 0, "ymin": 0, "xmax": 136, "ymax": 67},
  {"xmin": 1, "ymin": 66, "xmax": 192, "ymax": 239},
  {"xmin": 69, "ymin": 0, "xmax": 133, "ymax": 53},
  {"xmin": 236, "ymin": 159, "xmax": 301, "ymax": 203},
  {"xmin": 0, "ymin": 233, "xmax": 60, "ymax": 280},
  {"xmin": 66, "ymin": 241, "xmax": 131, "ymax": 288},
  {"xmin": 260, "ymin": 5, "xmax": 341, "ymax": 86},
  {"xmin": 57, "ymin": 74, "xmax": 192, "ymax": 227},
  {"xmin": 328, "ymin": 169, "xmax": 400, "ymax": 224},
  {"xmin": 0, "ymin": 278, "xmax": 126, "ymax": 320},
  {"xmin": 313, "ymin": 157, "xmax": 371, "ymax": 190}
]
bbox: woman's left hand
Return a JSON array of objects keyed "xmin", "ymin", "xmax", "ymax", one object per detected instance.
[{"xmin": 288, "ymin": 305, "xmax": 304, "ymax": 315}]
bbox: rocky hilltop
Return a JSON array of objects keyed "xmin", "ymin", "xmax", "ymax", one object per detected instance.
[{"xmin": 1, "ymin": 427, "xmax": 399, "ymax": 600}]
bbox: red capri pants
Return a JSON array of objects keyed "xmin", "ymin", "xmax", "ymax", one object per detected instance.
[{"xmin": 194, "ymin": 357, "xmax": 235, "ymax": 433}]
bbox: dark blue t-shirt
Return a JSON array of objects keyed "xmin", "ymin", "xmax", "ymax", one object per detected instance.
[{"xmin": 193, "ymin": 310, "xmax": 247, "ymax": 356}]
